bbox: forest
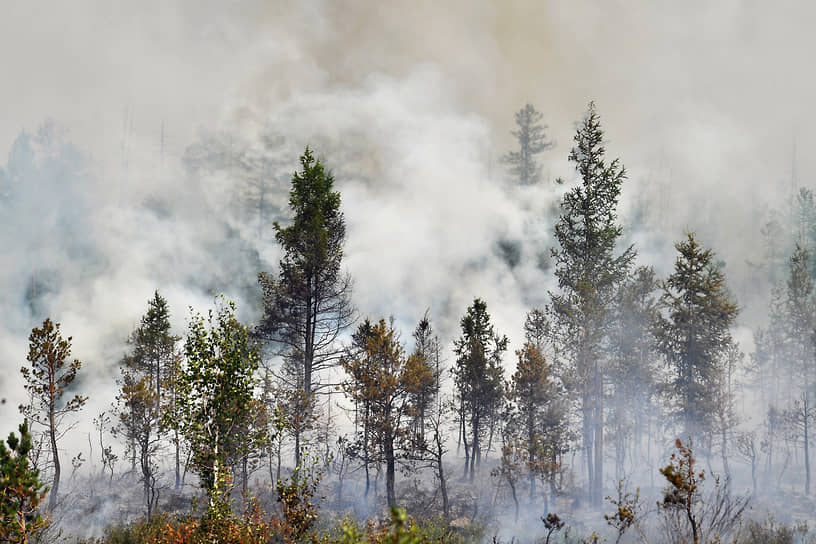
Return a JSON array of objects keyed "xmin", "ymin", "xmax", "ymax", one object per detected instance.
[
  {"xmin": 3, "ymin": 99, "xmax": 816, "ymax": 544},
  {"xmin": 6, "ymin": 3, "xmax": 816, "ymax": 543}
]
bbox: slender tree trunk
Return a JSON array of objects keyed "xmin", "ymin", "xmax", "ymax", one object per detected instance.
[
  {"xmin": 364, "ymin": 405, "xmax": 371, "ymax": 500},
  {"xmin": 304, "ymin": 287, "xmax": 313, "ymax": 398},
  {"xmin": 528, "ymin": 419, "xmax": 536, "ymax": 500},
  {"xmin": 583, "ymin": 402, "xmax": 593, "ymax": 501},
  {"xmin": 276, "ymin": 439, "xmax": 282, "ymax": 486},
  {"xmin": 174, "ymin": 428, "xmax": 181, "ymax": 490},
  {"xmin": 462, "ymin": 422, "xmax": 470, "ymax": 480},
  {"xmin": 385, "ymin": 433, "xmax": 396, "ymax": 508},
  {"xmin": 242, "ymin": 454, "xmax": 249, "ymax": 496},
  {"xmin": 805, "ymin": 395, "xmax": 811, "ymax": 495},
  {"xmin": 470, "ymin": 413, "xmax": 480, "ymax": 482},
  {"xmin": 294, "ymin": 425, "xmax": 301, "ymax": 470},
  {"xmin": 457, "ymin": 399, "xmax": 464, "ymax": 455},
  {"xmin": 435, "ymin": 428, "xmax": 449, "ymax": 518},
  {"xmin": 509, "ymin": 476, "xmax": 519, "ymax": 522},
  {"xmin": 592, "ymin": 353, "xmax": 603, "ymax": 507},
  {"xmin": 48, "ymin": 410, "xmax": 60, "ymax": 511}
]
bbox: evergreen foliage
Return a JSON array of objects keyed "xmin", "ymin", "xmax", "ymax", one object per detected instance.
[
  {"xmin": 342, "ymin": 318, "xmax": 421, "ymax": 508},
  {"xmin": 258, "ymin": 147, "xmax": 354, "ymax": 398},
  {"xmin": 0, "ymin": 420, "xmax": 49, "ymax": 544},
  {"xmin": 115, "ymin": 290, "xmax": 179, "ymax": 517},
  {"xmin": 654, "ymin": 233, "xmax": 739, "ymax": 438},
  {"xmin": 502, "ymin": 104, "xmax": 553, "ymax": 185},
  {"xmin": 452, "ymin": 298, "xmax": 506, "ymax": 482},
  {"xmin": 507, "ymin": 342, "xmax": 566, "ymax": 506},
  {"xmin": 19, "ymin": 318, "xmax": 87, "ymax": 512},
  {"xmin": 550, "ymin": 102, "xmax": 634, "ymax": 505}
]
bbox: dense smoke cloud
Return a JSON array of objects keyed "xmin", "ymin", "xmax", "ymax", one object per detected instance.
[{"xmin": 1, "ymin": 0, "xmax": 814, "ymax": 488}]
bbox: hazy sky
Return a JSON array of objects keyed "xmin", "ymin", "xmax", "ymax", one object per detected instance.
[{"xmin": 1, "ymin": 1, "xmax": 814, "ymax": 442}]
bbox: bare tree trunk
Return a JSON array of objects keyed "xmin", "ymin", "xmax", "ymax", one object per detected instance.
[
  {"xmin": 49, "ymin": 404, "xmax": 60, "ymax": 511},
  {"xmin": 435, "ymin": 428, "xmax": 449, "ymax": 518},
  {"xmin": 462, "ymin": 423, "xmax": 470, "ymax": 480},
  {"xmin": 805, "ymin": 394, "xmax": 811, "ymax": 496},
  {"xmin": 385, "ymin": 434, "xmax": 396, "ymax": 508},
  {"xmin": 470, "ymin": 413, "xmax": 480, "ymax": 482},
  {"xmin": 593, "ymin": 359, "xmax": 603, "ymax": 507},
  {"xmin": 174, "ymin": 428, "xmax": 181, "ymax": 490},
  {"xmin": 583, "ymin": 403, "xmax": 593, "ymax": 502}
]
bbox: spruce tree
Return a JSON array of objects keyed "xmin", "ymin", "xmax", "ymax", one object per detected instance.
[
  {"xmin": 654, "ymin": 233, "xmax": 738, "ymax": 440},
  {"xmin": 452, "ymin": 298, "xmax": 506, "ymax": 481},
  {"xmin": 116, "ymin": 290, "xmax": 179, "ymax": 509},
  {"xmin": 780, "ymin": 243, "xmax": 816, "ymax": 494},
  {"xmin": 608, "ymin": 266, "xmax": 659, "ymax": 480},
  {"xmin": 0, "ymin": 420, "xmax": 49, "ymax": 543},
  {"xmin": 258, "ymin": 147, "xmax": 355, "ymax": 469},
  {"xmin": 502, "ymin": 104, "xmax": 553, "ymax": 185},
  {"xmin": 19, "ymin": 318, "xmax": 87, "ymax": 512},
  {"xmin": 341, "ymin": 318, "xmax": 420, "ymax": 508},
  {"xmin": 123, "ymin": 291, "xmax": 178, "ymax": 403},
  {"xmin": 550, "ymin": 102, "xmax": 634, "ymax": 505},
  {"xmin": 507, "ymin": 342, "xmax": 566, "ymax": 506},
  {"xmin": 258, "ymin": 147, "xmax": 354, "ymax": 397}
]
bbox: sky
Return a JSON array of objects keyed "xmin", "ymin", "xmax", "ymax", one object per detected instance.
[{"xmin": 1, "ymin": 0, "xmax": 814, "ymax": 443}]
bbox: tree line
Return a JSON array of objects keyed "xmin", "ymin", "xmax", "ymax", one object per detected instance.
[{"xmin": 4, "ymin": 101, "xmax": 814, "ymax": 541}]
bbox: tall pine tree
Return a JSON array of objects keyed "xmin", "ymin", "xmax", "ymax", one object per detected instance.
[
  {"xmin": 502, "ymin": 104, "xmax": 553, "ymax": 186},
  {"xmin": 550, "ymin": 102, "xmax": 634, "ymax": 505},
  {"xmin": 654, "ymin": 233, "xmax": 738, "ymax": 441},
  {"xmin": 452, "ymin": 298, "xmax": 507, "ymax": 482},
  {"xmin": 258, "ymin": 147, "xmax": 355, "ymax": 469}
]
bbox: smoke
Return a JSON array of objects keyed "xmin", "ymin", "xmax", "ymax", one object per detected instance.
[{"xmin": 2, "ymin": 0, "xmax": 816, "ymax": 536}]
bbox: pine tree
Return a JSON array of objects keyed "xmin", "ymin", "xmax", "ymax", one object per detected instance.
[
  {"xmin": 115, "ymin": 291, "xmax": 179, "ymax": 514},
  {"xmin": 608, "ymin": 266, "xmax": 659, "ymax": 480},
  {"xmin": 342, "ymin": 318, "xmax": 415, "ymax": 508},
  {"xmin": 257, "ymin": 147, "xmax": 355, "ymax": 470},
  {"xmin": 114, "ymin": 374, "xmax": 161, "ymax": 518},
  {"xmin": 406, "ymin": 312, "xmax": 440, "ymax": 445},
  {"xmin": 654, "ymin": 233, "xmax": 738, "ymax": 440},
  {"xmin": 502, "ymin": 104, "xmax": 553, "ymax": 186},
  {"xmin": 123, "ymin": 291, "xmax": 178, "ymax": 405},
  {"xmin": 0, "ymin": 420, "xmax": 49, "ymax": 544},
  {"xmin": 258, "ymin": 147, "xmax": 354, "ymax": 397},
  {"xmin": 452, "ymin": 298, "xmax": 507, "ymax": 481},
  {"xmin": 19, "ymin": 318, "xmax": 87, "ymax": 512},
  {"xmin": 779, "ymin": 243, "xmax": 816, "ymax": 494},
  {"xmin": 507, "ymin": 342, "xmax": 566, "ymax": 508},
  {"xmin": 550, "ymin": 102, "xmax": 634, "ymax": 504}
]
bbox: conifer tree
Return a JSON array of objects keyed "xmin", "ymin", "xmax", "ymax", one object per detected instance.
[
  {"xmin": 114, "ymin": 373, "xmax": 161, "ymax": 519},
  {"xmin": 507, "ymin": 343, "xmax": 566, "ymax": 506},
  {"xmin": 115, "ymin": 291, "xmax": 179, "ymax": 514},
  {"xmin": 406, "ymin": 312, "xmax": 440, "ymax": 444},
  {"xmin": 452, "ymin": 298, "xmax": 507, "ymax": 481},
  {"xmin": 502, "ymin": 104, "xmax": 553, "ymax": 185},
  {"xmin": 123, "ymin": 291, "xmax": 178, "ymax": 404},
  {"xmin": 550, "ymin": 102, "xmax": 634, "ymax": 504},
  {"xmin": 19, "ymin": 318, "xmax": 87, "ymax": 512},
  {"xmin": 654, "ymin": 233, "xmax": 738, "ymax": 440},
  {"xmin": 0, "ymin": 420, "xmax": 49, "ymax": 544},
  {"xmin": 342, "ymin": 318, "xmax": 416, "ymax": 508},
  {"xmin": 608, "ymin": 266, "xmax": 659, "ymax": 479},
  {"xmin": 779, "ymin": 243, "xmax": 816, "ymax": 494},
  {"xmin": 258, "ymin": 147, "xmax": 354, "ymax": 470},
  {"xmin": 258, "ymin": 147, "xmax": 354, "ymax": 398}
]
